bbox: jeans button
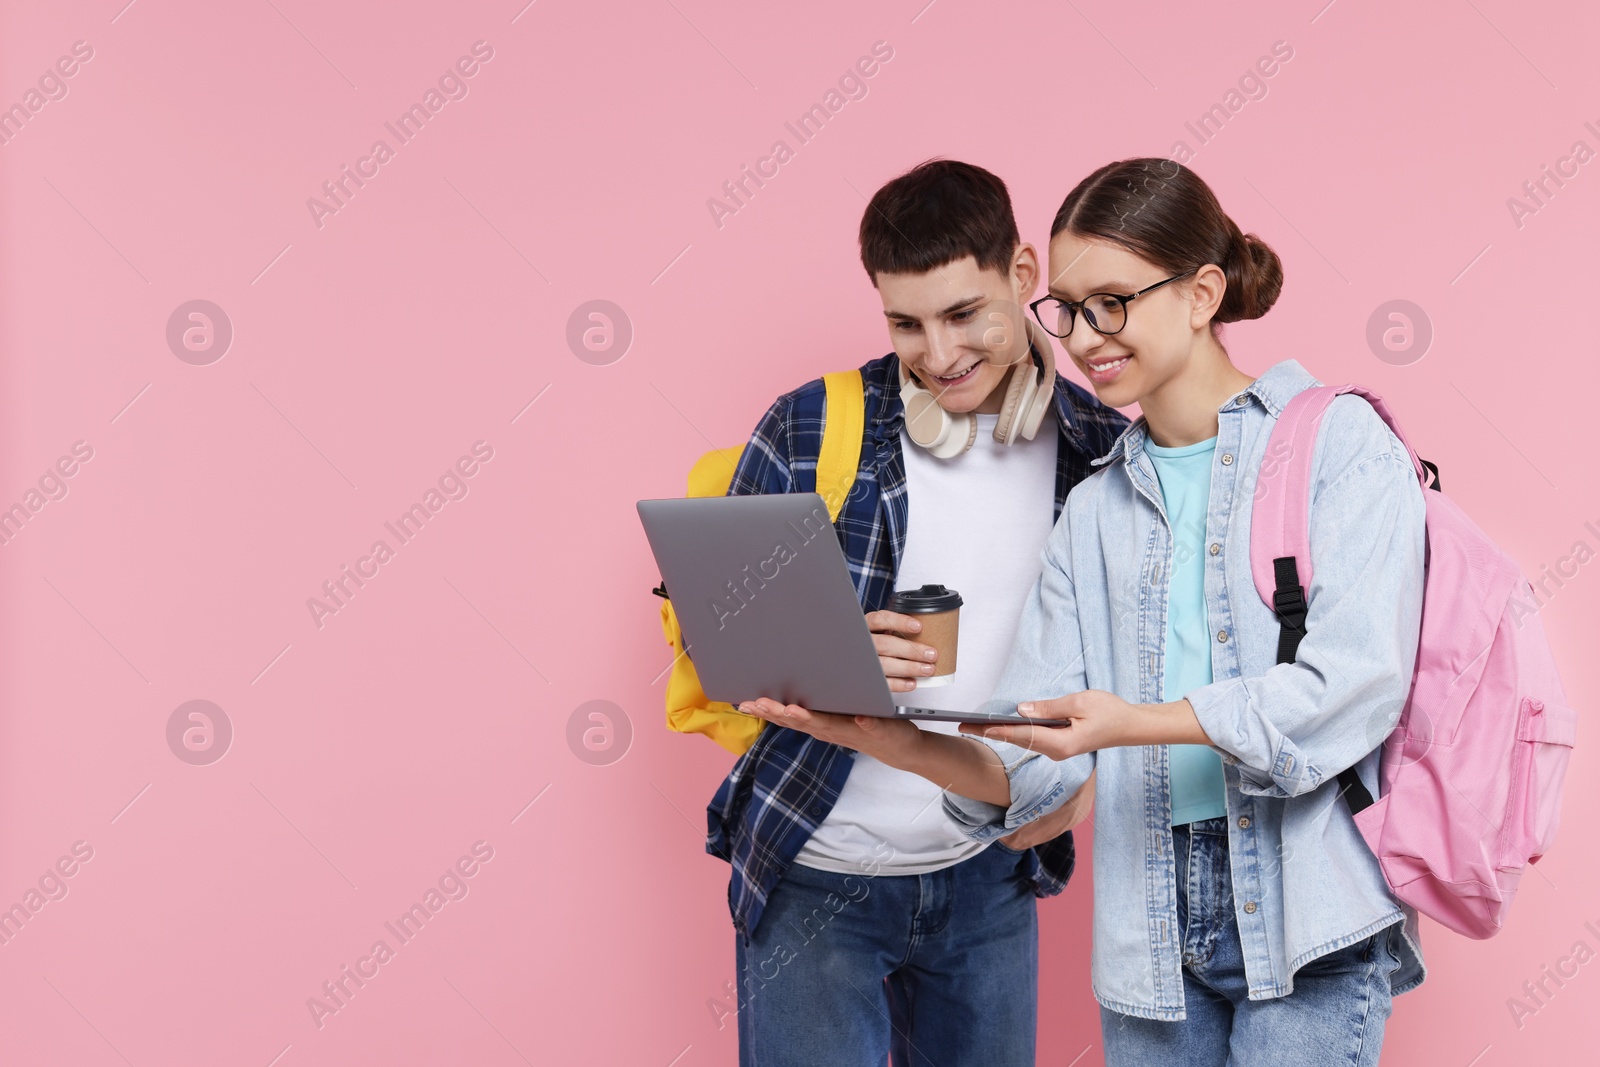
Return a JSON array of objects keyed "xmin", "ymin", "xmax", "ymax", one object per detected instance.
[
  {"xmin": 1243, "ymin": 901, "xmax": 1258, "ymax": 914},
  {"xmin": 1221, "ymin": 453, "xmax": 1234, "ymax": 465},
  {"xmin": 1237, "ymin": 816, "xmax": 1250, "ymax": 829},
  {"xmin": 1217, "ymin": 629, "xmax": 1229, "ymax": 643},
  {"xmin": 1209, "ymin": 543, "xmax": 1220, "ymax": 555}
]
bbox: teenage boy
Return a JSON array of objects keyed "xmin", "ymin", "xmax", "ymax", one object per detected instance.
[{"xmin": 708, "ymin": 159, "xmax": 1126, "ymax": 1066}]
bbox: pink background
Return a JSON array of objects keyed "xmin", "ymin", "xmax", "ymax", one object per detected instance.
[{"xmin": 2, "ymin": 0, "xmax": 1597, "ymax": 1064}]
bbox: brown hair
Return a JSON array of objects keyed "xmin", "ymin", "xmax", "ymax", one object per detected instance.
[
  {"xmin": 1050, "ymin": 158, "xmax": 1282, "ymax": 324},
  {"xmin": 859, "ymin": 159, "xmax": 1019, "ymax": 284}
]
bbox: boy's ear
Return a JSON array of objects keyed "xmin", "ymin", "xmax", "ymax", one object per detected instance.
[{"xmin": 1010, "ymin": 243, "xmax": 1041, "ymax": 304}]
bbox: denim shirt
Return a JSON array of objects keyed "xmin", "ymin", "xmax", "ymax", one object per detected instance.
[{"xmin": 943, "ymin": 359, "xmax": 1428, "ymax": 1021}]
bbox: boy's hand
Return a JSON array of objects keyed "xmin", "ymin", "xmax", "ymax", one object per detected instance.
[
  {"xmin": 738, "ymin": 697, "xmax": 924, "ymax": 765},
  {"xmin": 866, "ymin": 610, "xmax": 940, "ymax": 693}
]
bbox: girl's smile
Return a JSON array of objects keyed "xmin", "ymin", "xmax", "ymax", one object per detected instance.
[{"xmin": 1082, "ymin": 354, "xmax": 1132, "ymax": 384}]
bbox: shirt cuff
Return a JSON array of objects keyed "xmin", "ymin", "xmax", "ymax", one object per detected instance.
[
  {"xmin": 1184, "ymin": 678, "xmax": 1316, "ymax": 798},
  {"xmin": 939, "ymin": 740, "xmax": 1067, "ymax": 842}
]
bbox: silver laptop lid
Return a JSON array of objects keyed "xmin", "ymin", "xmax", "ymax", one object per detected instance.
[{"xmin": 637, "ymin": 493, "xmax": 893, "ymax": 717}]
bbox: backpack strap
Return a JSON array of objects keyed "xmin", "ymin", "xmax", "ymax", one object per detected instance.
[
  {"xmin": 817, "ymin": 369, "xmax": 866, "ymax": 521},
  {"xmin": 1251, "ymin": 383, "xmax": 1438, "ymax": 611},
  {"xmin": 1265, "ymin": 553, "xmax": 1374, "ymax": 812},
  {"xmin": 1251, "ymin": 385, "xmax": 1339, "ymax": 604},
  {"xmin": 1251, "ymin": 384, "xmax": 1394, "ymax": 815}
]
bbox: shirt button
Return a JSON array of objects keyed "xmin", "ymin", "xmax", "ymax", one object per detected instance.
[
  {"xmin": 1221, "ymin": 453, "xmax": 1234, "ymax": 465},
  {"xmin": 1217, "ymin": 629, "xmax": 1229, "ymax": 643},
  {"xmin": 1209, "ymin": 543, "xmax": 1221, "ymax": 556},
  {"xmin": 1243, "ymin": 901, "xmax": 1258, "ymax": 914},
  {"xmin": 1237, "ymin": 816, "xmax": 1251, "ymax": 829}
]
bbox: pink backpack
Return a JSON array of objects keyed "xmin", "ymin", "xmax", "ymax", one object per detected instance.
[{"xmin": 1251, "ymin": 384, "xmax": 1576, "ymax": 939}]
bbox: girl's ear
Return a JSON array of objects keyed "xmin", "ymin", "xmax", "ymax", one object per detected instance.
[{"xmin": 1188, "ymin": 263, "xmax": 1228, "ymax": 328}]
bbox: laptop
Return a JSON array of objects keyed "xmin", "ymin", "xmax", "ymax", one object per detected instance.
[{"xmin": 637, "ymin": 492, "xmax": 1041, "ymax": 725}]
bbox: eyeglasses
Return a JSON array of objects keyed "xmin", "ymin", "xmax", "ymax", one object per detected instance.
[{"xmin": 1029, "ymin": 269, "xmax": 1198, "ymax": 339}]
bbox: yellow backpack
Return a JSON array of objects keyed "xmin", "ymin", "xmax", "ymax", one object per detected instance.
[{"xmin": 654, "ymin": 370, "xmax": 866, "ymax": 755}]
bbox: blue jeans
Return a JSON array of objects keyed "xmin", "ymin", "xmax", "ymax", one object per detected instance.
[
  {"xmin": 735, "ymin": 842, "xmax": 1038, "ymax": 1067},
  {"xmin": 1101, "ymin": 817, "xmax": 1403, "ymax": 1067}
]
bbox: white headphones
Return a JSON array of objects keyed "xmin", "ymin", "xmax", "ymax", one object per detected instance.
[{"xmin": 899, "ymin": 319, "xmax": 1058, "ymax": 458}]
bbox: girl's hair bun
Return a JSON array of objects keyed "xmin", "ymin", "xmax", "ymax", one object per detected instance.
[{"xmin": 1218, "ymin": 229, "xmax": 1283, "ymax": 323}]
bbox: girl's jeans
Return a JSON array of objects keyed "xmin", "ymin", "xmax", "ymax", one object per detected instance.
[{"xmin": 1101, "ymin": 816, "xmax": 1404, "ymax": 1067}]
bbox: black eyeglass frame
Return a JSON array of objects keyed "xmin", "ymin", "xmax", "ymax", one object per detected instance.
[{"xmin": 1029, "ymin": 268, "xmax": 1199, "ymax": 339}]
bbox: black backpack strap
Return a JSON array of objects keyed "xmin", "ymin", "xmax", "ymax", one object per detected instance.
[
  {"xmin": 1336, "ymin": 767, "xmax": 1374, "ymax": 813},
  {"xmin": 1271, "ymin": 557, "xmax": 1309, "ymax": 665},
  {"xmin": 1269, "ymin": 555, "xmax": 1375, "ymax": 814}
]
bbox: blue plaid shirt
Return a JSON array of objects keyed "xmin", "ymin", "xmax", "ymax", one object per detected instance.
[{"xmin": 708, "ymin": 351, "xmax": 1130, "ymax": 936}]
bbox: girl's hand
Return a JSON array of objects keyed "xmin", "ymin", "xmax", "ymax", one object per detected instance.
[
  {"xmin": 959, "ymin": 690, "xmax": 1138, "ymax": 760},
  {"xmin": 961, "ymin": 692, "xmax": 1209, "ymax": 759},
  {"xmin": 739, "ymin": 698, "xmax": 925, "ymax": 767}
]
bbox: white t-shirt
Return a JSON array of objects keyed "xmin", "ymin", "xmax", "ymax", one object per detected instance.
[{"xmin": 793, "ymin": 409, "xmax": 1060, "ymax": 875}]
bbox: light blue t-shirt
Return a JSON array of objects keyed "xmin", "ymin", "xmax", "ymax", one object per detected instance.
[{"xmin": 1144, "ymin": 434, "xmax": 1228, "ymax": 826}]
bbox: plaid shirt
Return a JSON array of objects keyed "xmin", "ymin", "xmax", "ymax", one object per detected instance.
[{"xmin": 707, "ymin": 351, "xmax": 1131, "ymax": 937}]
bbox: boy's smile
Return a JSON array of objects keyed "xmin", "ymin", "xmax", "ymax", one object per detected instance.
[{"xmin": 876, "ymin": 251, "xmax": 1040, "ymax": 415}]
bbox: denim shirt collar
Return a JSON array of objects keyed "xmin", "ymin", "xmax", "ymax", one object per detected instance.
[{"xmin": 1089, "ymin": 358, "xmax": 1320, "ymax": 470}]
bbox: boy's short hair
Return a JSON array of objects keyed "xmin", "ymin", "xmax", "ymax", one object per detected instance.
[{"xmin": 858, "ymin": 159, "xmax": 1020, "ymax": 285}]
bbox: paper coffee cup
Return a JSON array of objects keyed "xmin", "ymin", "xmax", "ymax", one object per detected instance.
[{"xmin": 887, "ymin": 584, "xmax": 962, "ymax": 688}]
